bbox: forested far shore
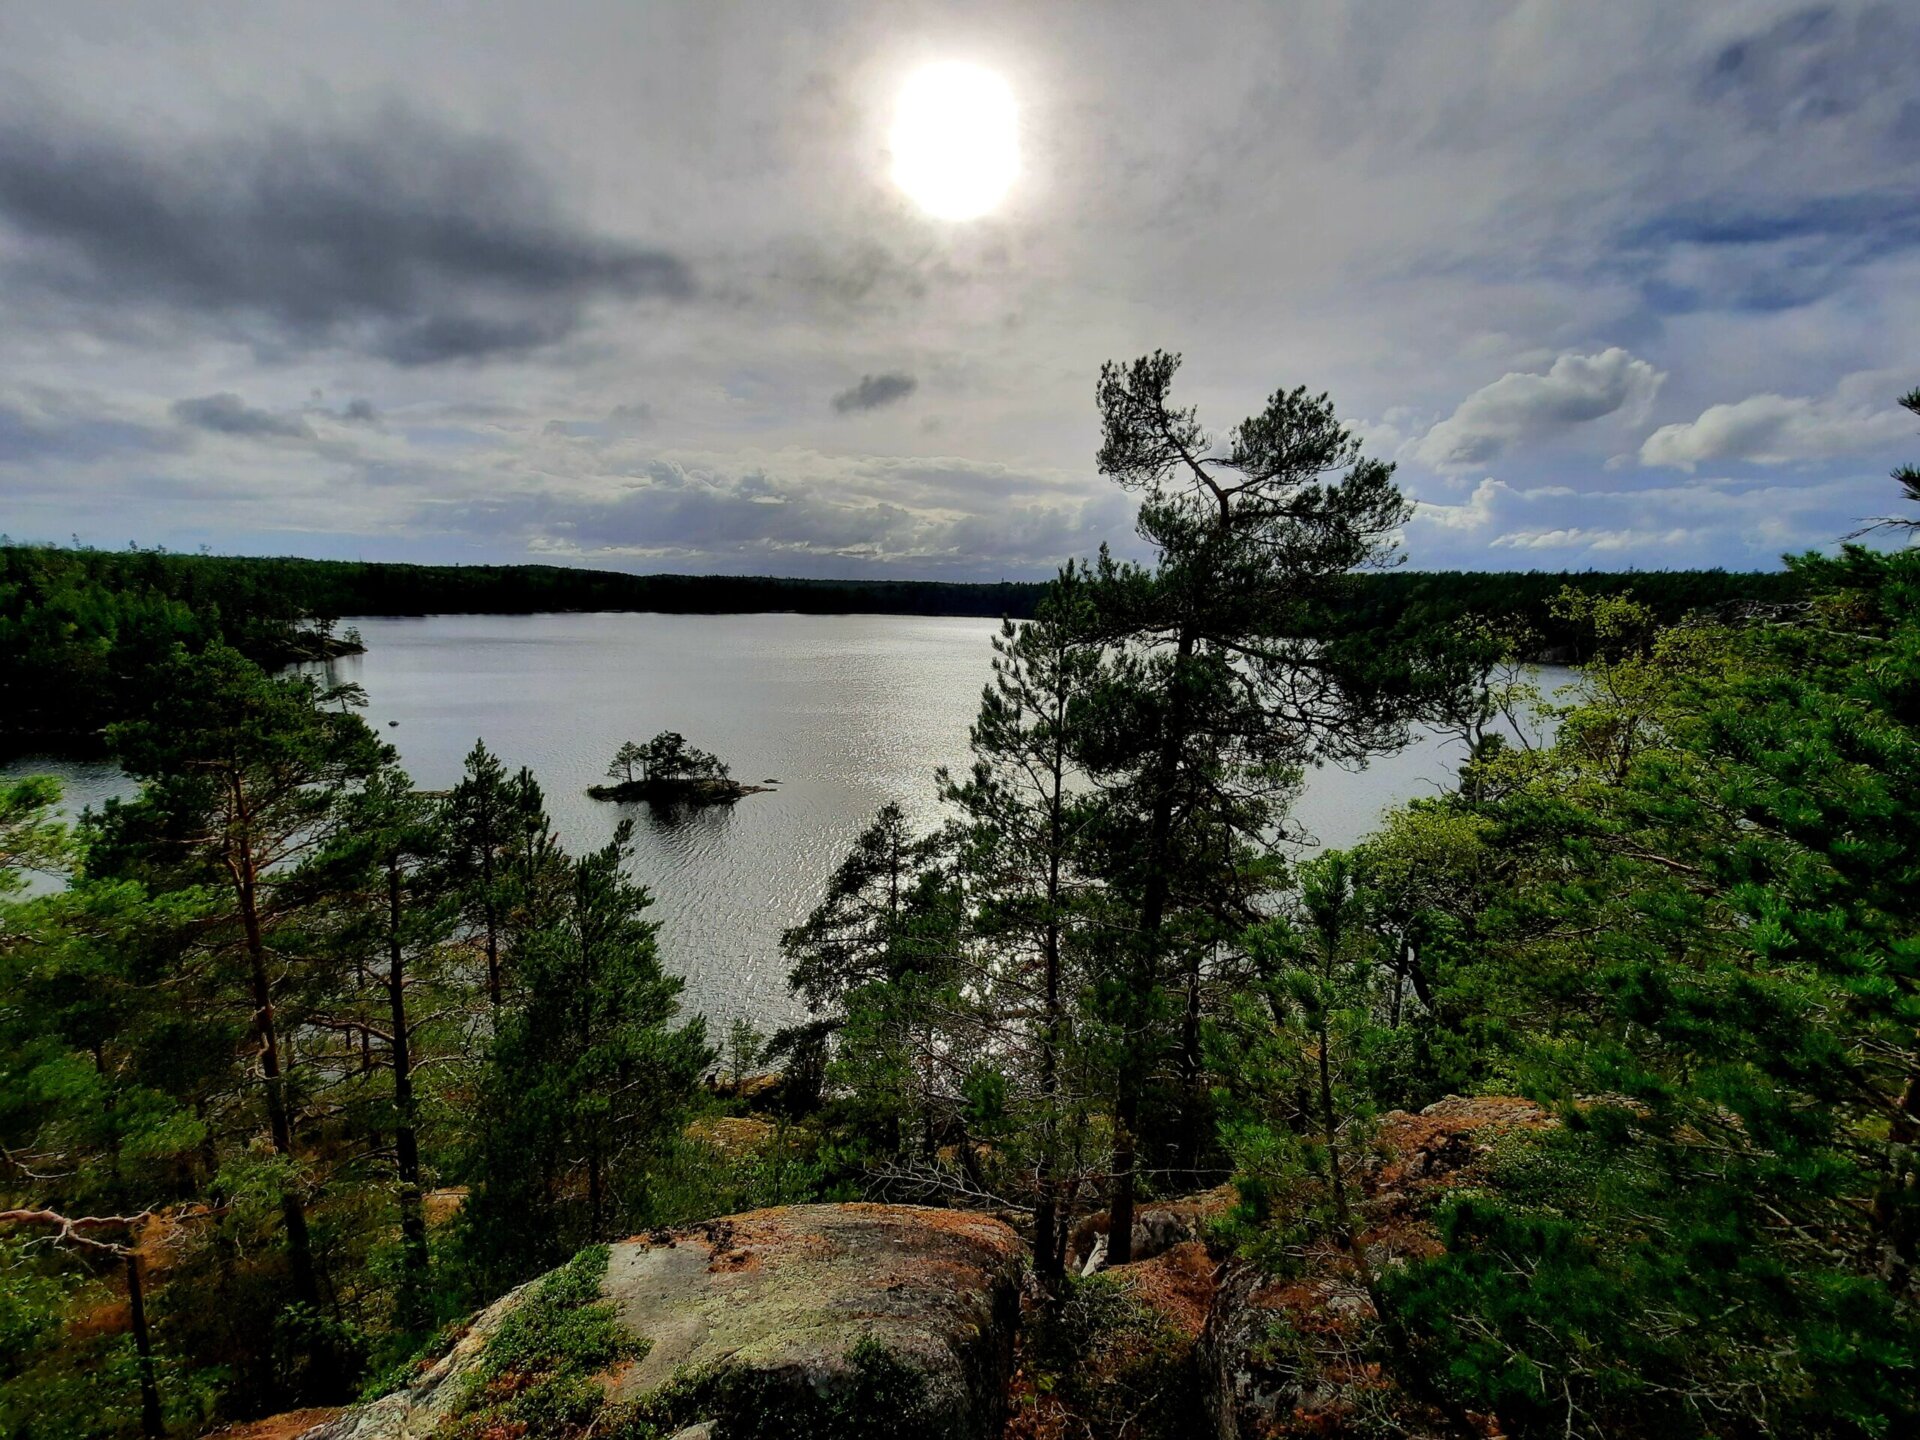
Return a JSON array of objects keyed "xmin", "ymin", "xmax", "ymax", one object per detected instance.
[{"xmin": 2, "ymin": 541, "xmax": 1805, "ymax": 750}]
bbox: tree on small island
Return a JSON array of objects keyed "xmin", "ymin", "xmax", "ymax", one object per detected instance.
[{"xmin": 589, "ymin": 731, "xmax": 759, "ymax": 804}]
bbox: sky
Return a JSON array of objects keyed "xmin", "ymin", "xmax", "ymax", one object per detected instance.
[{"xmin": 2, "ymin": 0, "xmax": 1917, "ymax": 581}]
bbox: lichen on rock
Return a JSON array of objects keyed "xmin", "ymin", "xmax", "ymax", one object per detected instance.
[{"xmin": 299, "ymin": 1204, "xmax": 1021, "ymax": 1440}]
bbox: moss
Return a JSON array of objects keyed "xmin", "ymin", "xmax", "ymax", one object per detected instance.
[
  {"xmin": 432, "ymin": 1244, "xmax": 647, "ymax": 1440},
  {"xmin": 596, "ymin": 1334, "xmax": 945, "ymax": 1440}
]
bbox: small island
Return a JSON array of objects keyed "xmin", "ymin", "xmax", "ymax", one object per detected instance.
[{"xmin": 586, "ymin": 730, "xmax": 768, "ymax": 806}]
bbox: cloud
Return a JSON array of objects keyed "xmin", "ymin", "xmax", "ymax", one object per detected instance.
[
  {"xmin": 171, "ymin": 392, "xmax": 313, "ymax": 439},
  {"xmin": 4, "ymin": 5, "xmax": 1918, "ymax": 574},
  {"xmin": 1415, "ymin": 477, "xmax": 1508, "ymax": 531},
  {"xmin": 430, "ymin": 446, "xmax": 1129, "ymax": 578},
  {"xmin": 1490, "ymin": 526, "xmax": 1693, "ymax": 552},
  {"xmin": 1415, "ymin": 349, "xmax": 1666, "ymax": 471},
  {"xmin": 0, "ymin": 104, "xmax": 693, "ymax": 365},
  {"xmin": 831, "ymin": 372, "xmax": 918, "ymax": 414},
  {"xmin": 1698, "ymin": 5, "xmax": 1910, "ymax": 139},
  {"xmin": 0, "ymin": 387, "xmax": 176, "ymax": 465},
  {"xmin": 1640, "ymin": 389, "xmax": 1916, "ymax": 470},
  {"xmin": 342, "ymin": 398, "xmax": 378, "ymax": 424}
]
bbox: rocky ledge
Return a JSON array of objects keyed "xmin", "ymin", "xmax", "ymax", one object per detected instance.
[{"xmin": 303, "ymin": 1203, "xmax": 1021, "ymax": 1440}]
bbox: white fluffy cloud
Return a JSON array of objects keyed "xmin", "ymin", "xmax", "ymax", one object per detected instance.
[
  {"xmin": 1415, "ymin": 477, "xmax": 1509, "ymax": 531},
  {"xmin": 1490, "ymin": 526, "xmax": 1692, "ymax": 552},
  {"xmin": 1415, "ymin": 349, "xmax": 1666, "ymax": 473},
  {"xmin": 1402, "ymin": 464, "xmax": 1896, "ymax": 568},
  {"xmin": 1640, "ymin": 389, "xmax": 1915, "ymax": 470}
]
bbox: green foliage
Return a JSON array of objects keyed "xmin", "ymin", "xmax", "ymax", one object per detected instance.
[
  {"xmin": 0, "ymin": 778, "xmax": 68, "ymax": 894},
  {"xmin": 1, "ymin": 642, "xmax": 709, "ymax": 1428},
  {"xmin": 0, "ymin": 1240, "xmax": 211, "ymax": 1440},
  {"xmin": 723, "ymin": 1016, "xmax": 765, "ymax": 1086},
  {"xmin": 631, "ymin": 731, "xmax": 730, "ymax": 785},
  {"xmin": 630, "ymin": 1130, "xmax": 841, "ymax": 1232},
  {"xmin": 435, "ymin": 1245, "xmax": 640, "ymax": 1440},
  {"xmin": 460, "ymin": 822, "xmax": 711, "ymax": 1292},
  {"xmin": 1351, "ymin": 554, "xmax": 1920, "ymax": 1435},
  {"xmin": 1209, "ymin": 853, "xmax": 1391, "ymax": 1274}
]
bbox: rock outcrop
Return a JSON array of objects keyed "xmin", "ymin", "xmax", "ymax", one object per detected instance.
[{"xmin": 303, "ymin": 1203, "xmax": 1021, "ymax": 1440}]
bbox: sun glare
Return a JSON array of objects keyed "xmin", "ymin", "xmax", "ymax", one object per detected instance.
[{"xmin": 890, "ymin": 61, "xmax": 1018, "ymax": 221}]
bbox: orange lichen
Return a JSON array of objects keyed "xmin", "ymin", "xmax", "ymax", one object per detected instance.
[
  {"xmin": 707, "ymin": 1245, "xmax": 762, "ymax": 1274},
  {"xmin": 1112, "ymin": 1241, "xmax": 1217, "ymax": 1340},
  {"xmin": 198, "ymin": 1407, "xmax": 344, "ymax": 1440}
]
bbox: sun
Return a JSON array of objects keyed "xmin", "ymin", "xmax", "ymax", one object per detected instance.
[{"xmin": 889, "ymin": 61, "xmax": 1018, "ymax": 221}]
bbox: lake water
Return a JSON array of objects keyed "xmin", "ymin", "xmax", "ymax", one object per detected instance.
[{"xmin": 3, "ymin": 613, "xmax": 1567, "ymax": 1033}]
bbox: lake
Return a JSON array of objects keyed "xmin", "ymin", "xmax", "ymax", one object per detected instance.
[{"xmin": 2, "ymin": 613, "xmax": 1568, "ymax": 1034}]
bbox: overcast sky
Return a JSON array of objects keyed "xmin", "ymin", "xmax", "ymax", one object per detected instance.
[{"xmin": 2, "ymin": 1, "xmax": 1917, "ymax": 579}]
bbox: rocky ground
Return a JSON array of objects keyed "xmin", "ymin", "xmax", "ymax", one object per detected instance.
[
  {"xmin": 241, "ymin": 1094, "xmax": 1552, "ymax": 1439},
  {"xmin": 301, "ymin": 1204, "xmax": 1021, "ymax": 1440}
]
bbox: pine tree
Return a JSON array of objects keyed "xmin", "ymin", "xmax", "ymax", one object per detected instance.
[
  {"xmin": 1081, "ymin": 352, "xmax": 1414, "ymax": 1260},
  {"xmin": 780, "ymin": 804, "xmax": 964, "ymax": 1163},
  {"xmin": 446, "ymin": 740, "xmax": 514, "ymax": 1007},
  {"xmin": 99, "ymin": 643, "xmax": 387, "ymax": 1314},
  {"xmin": 944, "ymin": 562, "xmax": 1105, "ymax": 1275},
  {"xmin": 462, "ymin": 821, "xmax": 708, "ymax": 1287},
  {"xmin": 316, "ymin": 765, "xmax": 463, "ymax": 1333}
]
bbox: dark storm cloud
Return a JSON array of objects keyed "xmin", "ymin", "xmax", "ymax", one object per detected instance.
[
  {"xmin": 0, "ymin": 105, "xmax": 694, "ymax": 365},
  {"xmin": 0, "ymin": 397, "xmax": 171, "ymax": 464},
  {"xmin": 831, "ymin": 372, "xmax": 918, "ymax": 414},
  {"xmin": 1623, "ymin": 192, "xmax": 1920, "ymax": 313},
  {"xmin": 171, "ymin": 392, "xmax": 313, "ymax": 439}
]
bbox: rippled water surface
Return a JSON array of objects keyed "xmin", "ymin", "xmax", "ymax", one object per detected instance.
[{"xmin": 3, "ymin": 613, "xmax": 1568, "ymax": 1032}]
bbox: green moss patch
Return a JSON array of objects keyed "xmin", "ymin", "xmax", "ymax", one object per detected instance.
[{"xmin": 433, "ymin": 1245, "xmax": 647, "ymax": 1439}]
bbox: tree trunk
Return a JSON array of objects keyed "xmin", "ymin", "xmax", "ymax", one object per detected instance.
[
  {"xmin": 387, "ymin": 857, "xmax": 431, "ymax": 1328},
  {"xmin": 234, "ymin": 841, "xmax": 321, "ymax": 1309},
  {"xmin": 1110, "ymin": 624, "xmax": 1195, "ymax": 1266},
  {"xmin": 481, "ymin": 826, "xmax": 501, "ymax": 1008},
  {"xmin": 126, "ymin": 1251, "xmax": 165, "ymax": 1440},
  {"xmin": 1176, "ymin": 949, "xmax": 1206, "ymax": 1174},
  {"xmin": 587, "ymin": 1145, "xmax": 603, "ymax": 1240},
  {"xmin": 1873, "ymin": 1064, "xmax": 1919, "ymax": 1292},
  {"xmin": 1032, "ymin": 754, "xmax": 1068, "ymax": 1279},
  {"xmin": 1315, "ymin": 1009, "xmax": 1372, "ymax": 1294}
]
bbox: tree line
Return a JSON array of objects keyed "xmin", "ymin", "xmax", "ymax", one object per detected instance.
[{"xmin": 2, "ymin": 538, "xmax": 1801, "ymax": 751}]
